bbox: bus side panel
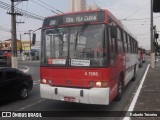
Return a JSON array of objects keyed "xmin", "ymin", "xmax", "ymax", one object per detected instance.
[
  {"xmin": 124, "ymin": 53, "xmax": 138, "ymax": 86},
  {"xmin": 109, "ymin": 53, "xmax": 126, "ymax": 102}
]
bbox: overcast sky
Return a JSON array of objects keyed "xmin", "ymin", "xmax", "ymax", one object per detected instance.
[{"xmin": 0, "ymin": 0, "xmax": 160, "ymax": 50}]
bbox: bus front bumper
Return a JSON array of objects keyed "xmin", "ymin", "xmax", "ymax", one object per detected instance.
[{"xmin": 40, "ymin": 84, "xmax": 110, "ymax": 105}]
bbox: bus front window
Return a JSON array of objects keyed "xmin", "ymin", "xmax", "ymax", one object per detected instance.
[{"xmin": 43, "ymin": 24, "xmax": 107, "ymax": 67}]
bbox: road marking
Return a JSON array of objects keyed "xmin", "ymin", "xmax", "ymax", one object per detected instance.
[
  {"xmin": 123, "ymin": 64, "xmax": 150, "ymax": 120},
  {"xmin": 19, "ymin": 65, "xmax": 29, "ymax": 73},
  {"xmin": 16, "ymin": 99, "xmax": 45, "ymax": 111}
]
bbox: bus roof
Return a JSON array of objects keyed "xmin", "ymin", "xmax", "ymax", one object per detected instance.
[
  {"xmin": 43, "ymin": 9, "xmax": 136, "ymax": 40},
  {"xmin": 44, "ymin": 9, "xmax": 125, "ymax": 30}
]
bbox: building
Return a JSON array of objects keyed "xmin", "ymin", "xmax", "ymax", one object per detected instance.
[
  {"xmin": 68, "ymin": 0, "xmax": 86, "ymax": 12},
  {"xmin": 0, "ymin": 39, "xmax": 40, "ymax": 60},
  {"xmin": 87, "ymin": 5, "xmax": 100, "ymax": 10},
  {"xmin": 0, "ymin": 39, "xmax": 21, "ymax": 51},
  {"xmin": 21, "ymin": 40, "xmax": 31, "ymax": 52}
]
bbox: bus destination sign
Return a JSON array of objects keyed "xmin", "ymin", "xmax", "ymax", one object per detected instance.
[
  {"xmin": 63, "ymin": 12, "xmax": 103, "ymax": 24},
  {"xmin": 43, "ymin": 11, "xmax": 104, "ymax": 27}
]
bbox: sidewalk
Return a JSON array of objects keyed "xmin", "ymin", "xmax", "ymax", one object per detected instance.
[{"xmin": 133, "ymin": 56, "xmax": 160, "ymax": 119}]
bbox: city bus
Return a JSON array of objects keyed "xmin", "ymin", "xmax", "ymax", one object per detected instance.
[
  {"xmin": 142, "ymin": 48, "xmax": 146, "ymax": 62},
  {"xmin": 40, "ymin": 9, "xmax": 139, "ymax": 105},
  {"xmin": 138, "ymin": 48, "xmax": 143, "ymax": 67},
  {"xmin": 138, "ymin": 48, "xmax": 146, "ymax": 67}
]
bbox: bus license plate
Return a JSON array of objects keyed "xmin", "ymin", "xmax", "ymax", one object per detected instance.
[{"xmin": 63, "ymin": 97, "xmax": 76, "ymax": 102}]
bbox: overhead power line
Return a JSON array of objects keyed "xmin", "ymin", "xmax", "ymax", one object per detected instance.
[
  {"xmin": 0, "ymin": 25, "xmax": 10, "ymax": 32},
  {"xmin": 91, "ymin": 0, "xmax": 101, "ymax": 8},
  {"xmin": 121, "ymin": 15, "xmax": 160, "ymax": 21},
  {"xmin": 31, "ymin": 0, "xmax": 59, "ymax": 14},
  {"xmin": 123, "ymin": 4, "xmax": 149, "ymax": 20},
  {"xmin": 0, "ymin": 1, "xmax": 44, "ymax": 21},
  {"xmin": 37, "ymin": 0, "xmax": 64, "ymax": 14},
  {"xmin": 134, "ymin": 32, "xmax": 150, "ymax": 36},
  {"xmin": 14, "ymin": 1, "xmax": 22, "ymax": 6}
]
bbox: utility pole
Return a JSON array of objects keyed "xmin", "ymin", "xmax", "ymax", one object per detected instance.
[
  {"xmin": 10, "ymin": 0, "xmax": 18, "ymax": 68},
  {"xmin": 8, "ymin": 0, "xmax": 27, "ymax": 68},
  {"xmin": 151, "ymin": 0, "xmax": 155, "ymax": 68}
]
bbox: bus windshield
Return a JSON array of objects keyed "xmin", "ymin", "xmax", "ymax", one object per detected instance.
[{"xmin": 42, "ymin": 24, "xmax": 107, "ymax": 67}]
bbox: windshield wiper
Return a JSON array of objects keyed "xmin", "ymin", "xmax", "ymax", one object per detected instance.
[{"xmin": 74, "ymin": 23, "xmax": 89, "ymax": 50}]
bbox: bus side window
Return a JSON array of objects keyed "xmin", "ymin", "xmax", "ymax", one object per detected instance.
[
  {"xmin": 109, "ymin": 26, "xmax": 117, "ymax": 66},
  {"xmin": 127, "ymin": 36, "xmax": 131, "ymax": 53},
  {"xmin": 130, "ymin": 38, "xmax": 133, "ymax": 53},
  {"xmin": 117, "ymin": 28, "xmax": 123, "ymax": 53},
  {"xmin": 123, "ymin": 32, "xmax": 128, "ymax": 52}
]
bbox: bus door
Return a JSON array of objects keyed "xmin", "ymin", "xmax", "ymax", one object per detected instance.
[{"xmin": 108, "ymin": 25, "xmax": 119, "ymax": 93}]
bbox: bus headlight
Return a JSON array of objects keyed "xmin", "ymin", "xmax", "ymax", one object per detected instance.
[
  {"xmin": 96, "ymin": 82, "xmax": 102, "ymax": 87},
  {"xmin": 96, "ymin": 81, "xmax": 107, "ymax": 87},
  {"xmin": 41, "ymin": 79, "xmax": 47, "ymax": 84},
  {"xmin": 89, "ymin": 81, "xmax": 107, "ymax": 87}
]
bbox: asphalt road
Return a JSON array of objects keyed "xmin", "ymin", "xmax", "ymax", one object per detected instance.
[{"xmin": 0, "ymin": 60, "xmax": 149, "ymax": 120}]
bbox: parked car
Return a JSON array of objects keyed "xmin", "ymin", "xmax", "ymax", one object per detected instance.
[
  {"xmin": 0, "ymin": 51, "xmax": 11, "ymax": 67},
  {"xmin": 24, "ymin": 50, "xmax": 39, "ymax": 60},
  {"xmin": 0, "ymin": 68, "xmax": 33, "ymax": 101}
]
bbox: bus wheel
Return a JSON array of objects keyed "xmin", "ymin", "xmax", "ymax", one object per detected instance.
[
  {"xmin": 132, "ymin": 65, "xmax": 137, "ymax": 81},
  {"xmin": 115, "ymin": 76, "xmax": 123, "ymax": 101}
]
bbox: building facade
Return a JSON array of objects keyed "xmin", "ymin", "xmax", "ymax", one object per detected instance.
[
  {"xmin": 0, "ymin": 39, "xmax": 21, "ymax": 51},
  {"xmin": 68, "ymin": 0, "xmax": 86, "ymax": 12}
]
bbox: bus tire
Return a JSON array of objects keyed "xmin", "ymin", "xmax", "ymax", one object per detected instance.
[
  {"xmin": 132, "ymin": 65, "xmax": 137, "ymax": 81},
  {"xmin": 115, "ymin": 75, "xmax": 123, "ymax": 101}
]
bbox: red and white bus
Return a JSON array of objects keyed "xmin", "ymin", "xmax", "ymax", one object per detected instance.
[
  {"xmin": 138, "ymin": 48, "xmax": 146, "ymax": 67},
  {"xmin": 40, "ymin": 9, "xmax": 139, "ymax": 105},
  {"xmin": 138, "ymin": 48, "xmax": 143, "ymax": 67},
  {"xmin": 142, "ymin": 49, "xmax": 146, "ymax": 62}
]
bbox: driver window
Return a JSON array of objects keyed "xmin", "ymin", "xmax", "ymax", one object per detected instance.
[{"xmin": 109, "ymin": 19, "xmax": 117, "ymax": 66}]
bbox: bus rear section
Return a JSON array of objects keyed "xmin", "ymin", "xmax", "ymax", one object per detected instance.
[
  {"xmin": 142, "ymin": 49, "xmax": 146, "ymax": 62},
  {"xmin": 40, "ymin": 10, "xmax": 139, "ymax": 105},
  {"xmin": 138, "ymin": 48, "xmax": 143, "ymax": 67},
  {"xmin": 138, "ymin": 48, "xmax": 146, "ymax": 67}
]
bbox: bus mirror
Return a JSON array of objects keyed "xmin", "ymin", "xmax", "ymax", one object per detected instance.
[{"xmin": 111, "ymin": 26, "xmax": 117, "ymax": 38}]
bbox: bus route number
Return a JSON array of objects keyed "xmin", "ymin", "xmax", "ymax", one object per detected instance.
[{"xmin": 85, "ymin": 72, "xmax": 99, "ymax": 77}]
